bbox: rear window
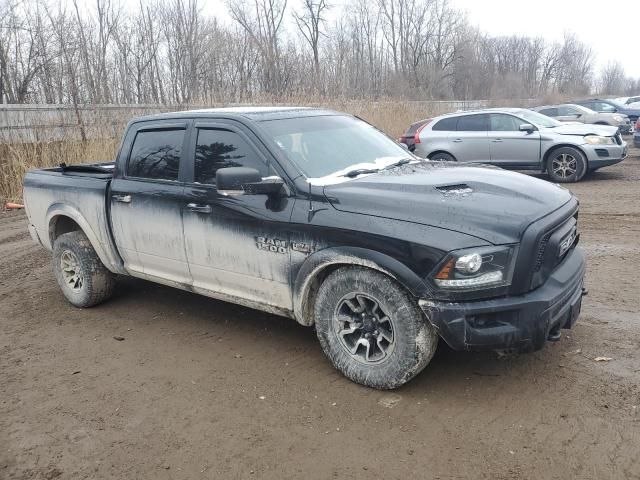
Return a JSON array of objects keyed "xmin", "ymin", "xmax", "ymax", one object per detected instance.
[
  {"xmin": 433, "ymin": 117, "xmax": 458, "ymax": 131},
  {"xmin": 539, "ymin": 108, "xmax": 558, "ymax": 117},
  {"xmin": 456, "ymin": 114, "xmax": 488, "ymax": 131},
  {"xmin": 127, "ymin": 129, "xmax": 184, "ymax": 181}
]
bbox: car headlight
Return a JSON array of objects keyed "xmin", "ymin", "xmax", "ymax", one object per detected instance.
[
  {"xmin": 584, "ymin": 135, "xmax": 614, "ymax": 145},
  {"xmin": 431, "ymin": 246, "xmax": 516, "ymax": 291},
  {"xmin": 613, "ymin": 115, "xmax": 626, "ymax": 122}
]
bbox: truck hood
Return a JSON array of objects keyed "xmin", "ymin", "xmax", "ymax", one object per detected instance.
[
  {"xmin": 544, "ymin": 123, "xmax": 618, "ymax": 136},
  {"xmin": 323, "ymin": 162, "xmax": 573, "ymax": 245}
]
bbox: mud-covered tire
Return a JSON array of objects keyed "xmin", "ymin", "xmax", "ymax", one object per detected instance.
[
  {"xmin": 429, "ymin": 152, "xmax": 456, "ymax": 162},
  {"xmin": 546, "ymin": 146, "xmax": 588, "ymax": 183},
  {"xmin": 314, "ymin": 267, "xmax": 438, "ymax": 389},
  {"xmin": 52, "ymin": 231, "xmax": 115, "ymax": 307}
]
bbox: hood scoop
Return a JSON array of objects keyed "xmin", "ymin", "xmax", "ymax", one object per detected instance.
[{"xmin": 435, "ymin": 184, "xmax": 473, "ymax": 196}]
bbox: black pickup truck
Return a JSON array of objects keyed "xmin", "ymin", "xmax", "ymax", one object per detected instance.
[{"xmin": 23, "ymin": 107, "xmax": 586, "ymax": 389}]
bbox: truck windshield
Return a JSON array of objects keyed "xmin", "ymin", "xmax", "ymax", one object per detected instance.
[{"xmin": 260, "ymin": 115, "xmax": 410, "ymax": 180}]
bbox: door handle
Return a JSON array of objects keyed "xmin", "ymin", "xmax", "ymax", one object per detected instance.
[
  {"xmin": 492, "ymin": 138, "xmax": 503, "ymax": 143},
  {"xmin": 186, "ymin": 203, "xmax": 212, "ymax": 214},
  {"xmin": 452, "ymin": 138, "xmax": 463, "ymax": 143},
  {"xmin": 113, "ymin": 194, "xmax": 131, "ymax": 203}
]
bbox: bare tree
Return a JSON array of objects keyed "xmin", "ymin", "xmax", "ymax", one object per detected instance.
[
  {"xmin": 292, "ymin": 0, "xmax": 329, "ymax": 93},
  {"xmin": 599, "ymin": 61, "xmax": 626, "ymax": 95},
  {"xmin": 228, "ymin": 0, "xmax": 288, "ymax": 95},
  {"xmin": 0, "ymin": 0, "xmax": 634, "ymax": 105}
]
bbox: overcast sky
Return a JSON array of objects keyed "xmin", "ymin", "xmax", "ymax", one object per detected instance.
[{"xmin": 450, "ymin": 0, "xmax": 639, "ymax": 77}]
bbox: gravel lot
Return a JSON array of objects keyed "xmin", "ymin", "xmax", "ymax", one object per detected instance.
[{"xmin": 2, "ymin": 145, "xmax": 639, "ymax": 479}]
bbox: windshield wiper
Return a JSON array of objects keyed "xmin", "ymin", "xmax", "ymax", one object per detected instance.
[
  {"xmin": 382, "ymin": 158, "xmax": 412, "ymax": 170},
  {"xmin": 341, "ymin": 168, "xmax": 380, "ymax": 178}
]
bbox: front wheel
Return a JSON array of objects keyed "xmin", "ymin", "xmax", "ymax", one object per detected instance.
[
  {"xmin": 429, "ymin": 152, "xmax": 456, "ymax": 162},
  {"xmin": 314, "ymin": 267, "xmax": 438, "ymax": 389},
  {"xmin": 52, "ymin": 231, "xmax": 115, "ymax": 307},
  {"xmin": 546, "ymin": 146, "xmax": 588, "ymax": 183}
]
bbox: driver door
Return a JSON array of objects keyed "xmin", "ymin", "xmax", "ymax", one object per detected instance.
[
  {"xmin": 181, "ymin": 121, "xmax": 295, "ymax": 311},
  {"xmin": 488, "ymin": 113, "xmax": 540, "ymax": 167}
]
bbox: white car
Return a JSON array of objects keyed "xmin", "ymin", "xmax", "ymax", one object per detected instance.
[{"xmin": 614, "ymin": 96, "xmax": 640, "ymax": 106}]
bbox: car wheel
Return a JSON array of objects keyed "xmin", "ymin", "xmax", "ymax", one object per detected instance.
[
  {"xmin": 429, "ymin": 152, "xmax": 456, "ymax": 162},
  {"xmin": 546, "ymin": 147, "xmax": 587, "ymax": 183},
  {"xmin": 314, "ymin": 266, "xmax": 438, "ymax": 389},
  {"xmin": 52, "ymin": 231, "xmax": 116, "ymax": 307}
]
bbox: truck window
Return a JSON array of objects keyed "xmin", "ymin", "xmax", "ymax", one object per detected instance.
[
  {"xmin": 194, "ymin": 129, "xmax": 268, "ymax": 185},
  {"xmin": 127, "ymin": 129, "xmax": 184, "ymax": 181},
  {"xmin": 456, "ymin": 114, "xmax": 488, "ymax": 131}
]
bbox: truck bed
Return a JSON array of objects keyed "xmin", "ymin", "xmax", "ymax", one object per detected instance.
[
  {"xmin": 33, "ymin": 161, "xmax": 115, "ymax": 178},
  {"xmin": 23, "ymin": 161, "xmax": 123, "ymax": 273}
]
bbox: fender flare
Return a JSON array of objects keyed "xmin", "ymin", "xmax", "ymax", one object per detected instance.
[
  {"xmin": 292, "ymin": 246, "xmax": 429, "ymax": 326},
  {"xmin": 45, "ymin": 203, "xmax": 125, "ymax": 274}
]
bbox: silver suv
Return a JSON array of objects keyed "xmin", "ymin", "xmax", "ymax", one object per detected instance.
[{"xmin": 406, "ymin": 108, "xmax": 628, "ymax": 182}]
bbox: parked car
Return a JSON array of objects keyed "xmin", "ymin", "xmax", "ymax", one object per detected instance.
[
  {"xmin": 404, "ymin": 108, "xmax": 627, "ymax": 182},
  {"xmin": 23, "ymin": 107, "xmax": 587, "ymax": 389},
  {"xmin": 614, "ymin": 96, "xmax": 640, "ymax": 105},
  {"xmin": 532, "ymin": 103, "xmax": 632, "ymax": 134},
  {"xmin": 635, "ymin": 119, "xmax": 640, "ymax": 147},
  {"xmin": 398, "ymin": 118, "xmax": 431, "ymax": 152},
  {"xmin": 572, "ymin": 98, "xmax": 640, "ymax": 123}
]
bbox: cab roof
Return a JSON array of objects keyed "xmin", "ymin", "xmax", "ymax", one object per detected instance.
[{"xmin": 133, "ymin": 106, "xmax": 342, "ymax": 123}]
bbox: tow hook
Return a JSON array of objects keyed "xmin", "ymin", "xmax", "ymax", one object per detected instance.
[
  {"xmin": 547, "ymin": 326, "xmax": 562, "ymax": 342},
  {"xmin": 582, "ymin": 287, "xmax": 588, "ymax": 296}
]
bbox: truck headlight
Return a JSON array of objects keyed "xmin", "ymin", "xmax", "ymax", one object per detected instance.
[
  {"xmin": 432, "ymin": 246, "xmax": 516, "ymax": 290},
  {"xmin": 584, "ymin": 135, "xmax": 614, "ymax": 145}
]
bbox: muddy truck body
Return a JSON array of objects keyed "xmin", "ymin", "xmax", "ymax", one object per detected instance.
[{"xmin": 23, "ymin": 107, "xmax": 587, "ymax": 389}]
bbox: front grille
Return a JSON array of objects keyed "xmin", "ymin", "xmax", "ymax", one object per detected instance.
[
  {"xmin": 534, "ymin": 232, "xmax": 551, "ymax": 272},
  {"xmin": 614, "ymin": 133, "xmax": 623, "ymax": 145},
  {"xmin": 530, "ymin": 213, "xmax": 578, "ymax": 289},
  {"xmin": 510, "ymin": 199, "xmax": 579, "ymax": 295}
]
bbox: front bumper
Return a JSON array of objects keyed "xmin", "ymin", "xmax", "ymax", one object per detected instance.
[
  {"xmin": 419, "ymin": 247, "xmax": 586, "ymax": 353},
  {"xmin": 584, "ymin": 142, "xmax": 627, "ymax": 169}
]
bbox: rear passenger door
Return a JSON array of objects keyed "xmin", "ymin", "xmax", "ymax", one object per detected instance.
[
  {"xmin": 110, "ymin": 121, "xmax": 192, "ymax": 285},
  {"xmin": 488, "ymin": 113, "xmax": 540, "ymax": 167},
  {"xmin": 449, "ymin": 114, "xmax": 490, "ymax": 163},
  {"xmin": 181, "ymin": 121, "xmax": 295, "ymax": 311}
]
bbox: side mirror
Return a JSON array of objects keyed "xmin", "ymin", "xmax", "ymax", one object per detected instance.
[
  {"xmin": 519, "ymin": 123, "xmax": 536, "ymax": 133},
  {"xmin": 216, "ymin": 167, "xmax": 284, "ymax": 196}
]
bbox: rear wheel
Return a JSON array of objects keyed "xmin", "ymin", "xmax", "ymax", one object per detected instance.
[
  {"xmin": 429, "ymin": 152, "xmax": 456, "ymax": 162},
  {"xmin": 546, "ymin": 146, "xmax": 587, "ymax": 183},
  {"xmin": 52, "ymin": 231, "xmax": 115, "ymax": 307},
  {"xmin": 314, "ymin": 267, "xmax": 438, "ymax": 389}
]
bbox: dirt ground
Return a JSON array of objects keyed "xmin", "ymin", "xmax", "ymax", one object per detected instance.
[{"xmin": 2, "ymin": 145, "xmax": 640, "ymax": 480}]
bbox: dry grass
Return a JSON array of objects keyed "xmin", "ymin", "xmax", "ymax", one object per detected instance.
[
  {"xmin": 0, "ymin": 98, "xmax": 531, "ymax": 202},
  {"xmin": 1, "ymin": 137, "xmax": 120, "ymax": 202}
]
